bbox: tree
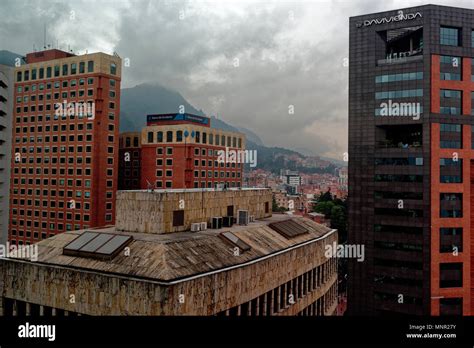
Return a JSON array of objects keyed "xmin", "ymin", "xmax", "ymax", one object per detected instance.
[
  {"xmin": 314, "ymin": 201, "xmax": 335, "ymax": 218},
  {"xmin": 330, "ymin": 205, "xmax": 347, "ymax": 243},
  {"xmin": 319, "ymin": 190, "xmax": 333, "ymax": 202}
]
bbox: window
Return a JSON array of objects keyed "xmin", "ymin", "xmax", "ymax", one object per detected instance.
[
  {"xmin": 375, "ymin": 89, "xmax": 423, "ymax": 99},
  {"xmin": 157, "ymin": 131, "xmax": 163, "ymax": 143},
  {"xmin": 166, "ymin": 131, "xmax": 173, "ymax": 142},
  {"xmin": 147, "ymin": 132, "xmax": 153, "ymax": 143},
  {"xmin": 71, "ymin": 63, "xmax": 77, "ymax": 74},
  {"xmin": 54, "ymin": 65, "xmax": 60, "ymax": 77},
  {"xmin": 375, "ymin": 72, "xmax": 423, "ymax": 83},
  {"xmin": 62, "ymin": 64, "xmax": 68, "ymax": 76},
  {"xmin": 173, "ymin": 210, "xmax": 184, "ymax": 226},
  {"xmin": 440, "ymin": 263, "xmax": 462, "ymax": 288},
  {"xmin": 87, "ymin": 60, "xmax": 94, "ymax": 72},
  {"xmin": 440, "ymin": 193, "xmax": 462, "ymax": 218},
  {"xmin": 440, "ymin": 228, "xmax": 462, "ymax": 253},
  {"xmin": 46, "ymin": 67, "xmax": 52, "ymax": 78},
  {"xmin": 440, "ymin": 158, "xmax": 462, "ymax": 183},
  {"xmin": 79, "ymin": 62, "xmax": 85, "ymax": 73},
  {"xmin": 177, "ymin": 130, "xmax": 183, "ymax": 142},
  {"xmin": 440, "ymin": 298, "xmax": 462, "ymax": 316},
  {"xmin": 440, "ymin": 26, "xmax": 461, "ymax": 46},
  {"xmin": 110, "ymin": 63, "xmax": 117, "ymax": 75}
]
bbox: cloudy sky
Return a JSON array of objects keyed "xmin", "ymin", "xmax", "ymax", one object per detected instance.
[{"xmin": 0, "ymin": 0, "xmax": 472, "ymax": 159}]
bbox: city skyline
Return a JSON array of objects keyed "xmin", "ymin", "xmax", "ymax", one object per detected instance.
[{"xmin": 2, "ymin": 0, "xmax": 472, "ymax": 159}]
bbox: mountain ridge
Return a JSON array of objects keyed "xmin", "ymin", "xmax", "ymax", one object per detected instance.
[{"xmin": 119, "ymin": 83, "xmax": 342, "ymax": 172}]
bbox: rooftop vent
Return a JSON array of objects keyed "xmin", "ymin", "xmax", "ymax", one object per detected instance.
[{"xmin": 63, "ymin": 232, "xmax": 133, "ymax": 260}]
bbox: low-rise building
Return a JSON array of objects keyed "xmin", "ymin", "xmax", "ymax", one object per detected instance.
[{"xmin": 0, "ymin": 188, "xmax": 338, "ymax": 316}]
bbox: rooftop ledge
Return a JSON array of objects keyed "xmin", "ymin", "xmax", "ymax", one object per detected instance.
[{"xmin": 119, "ymin": 187, "xmax": 270, "ymax": 194}]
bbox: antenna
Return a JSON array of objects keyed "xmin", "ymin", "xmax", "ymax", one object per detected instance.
[{"xmin": 43, "ymin": 23, "xmax": 46, "ymax": 49}]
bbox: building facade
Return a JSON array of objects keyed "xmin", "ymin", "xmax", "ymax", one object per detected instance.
[
  {"xmin": 138, "ymin": 113, "xmax": 246, "ymax": 189},
  {"xmin": 0, "ymin": 52, "xmax": 21, "ymax": 245},
  {"xmin": 0, "ymin": 189, "xmax": 338, "ymax": 316},
  {"xmin": 8, "ymin": 49, "xmax": 121, "ymax": 246},
  {"xmin": 118, "ymin": 132, "xmax": 141, "ymax": 190},
  {"xmin": 348, "ymin": 5, "xmax": 474, "ymax": 315}
]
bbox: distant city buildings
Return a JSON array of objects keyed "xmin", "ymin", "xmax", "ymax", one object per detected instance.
[
  {"xmin": 9, "ymin": 49, "xmax": 122, "ymax": 246},
  {"xmin": 119, "ymin": 113, "xmax": 246, "ymax": 190},
  {"xmin": 0, "ymin": 188, "xmax": 338, "ymax": 316},
  {"xmin": 349, "ymin": 5, "xmax": 474, "ymax": 316}
]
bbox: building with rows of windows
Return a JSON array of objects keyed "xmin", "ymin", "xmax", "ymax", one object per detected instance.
[
  {"xmin": 119, "ymin": 113, "xmax": 246, "ymax": 190},
  {"xmin": 118, "ymin": 132, "xmax": 141, "ymax": 190},
  {"xmin": 9, "ymin": 49, "xmax": 121, "ymax": 246},
  {"xmin": 0, "ymin": 51, "xmax": 22, "ymax": 245},
  {"xmin": 349, "ymin": 5, "xmax": 474, "ymax": 316}
]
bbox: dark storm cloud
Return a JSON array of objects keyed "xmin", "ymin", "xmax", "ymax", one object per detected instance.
[{"xmin": 1, "ymin": 0, "xmax": 474, "ymax": 158}]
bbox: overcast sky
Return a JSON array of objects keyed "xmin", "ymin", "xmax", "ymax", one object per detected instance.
[{"xmin": 0, "ymin": 0, "xmax": 472, "ymax": 159}]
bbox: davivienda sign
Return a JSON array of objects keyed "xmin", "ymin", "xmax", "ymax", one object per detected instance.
[{"xmin": 356, "ymin": 10, "xmax": 422, "ymax": 28}]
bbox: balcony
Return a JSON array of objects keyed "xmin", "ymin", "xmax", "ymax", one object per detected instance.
[{"xmin": 376, "ymin": 124, "xmax": 422, "ymax": 150}]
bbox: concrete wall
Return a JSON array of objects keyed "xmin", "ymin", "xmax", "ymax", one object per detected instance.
[
  {"xmin": 0, "ymin": 230, "xmax": 337, "ymax": 315},
  {"xmin": 0, "ymin": 64, "xmax": 13, "ymax": 245},
  {"xmin": 115, "ymin": 189, "xmax": 273, "ymax": 234}
]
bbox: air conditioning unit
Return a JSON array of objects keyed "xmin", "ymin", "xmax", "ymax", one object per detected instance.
[
  {"xmin": 249, "ymin": 215, "xmax": 255, "ymax": 223},
  {"xmin": 223, "ymin": 216, "xmax": 233, "ymax": 227},
  {"xmin": 191, "ymin": 223, "xmax": 201, "ymax": 232},
  {"xmin": 200, "ymin": 222, "xmax": 208, "ymax": 231},
  {"xmin": 238, "ymin": 210, "xmax": 249, "ymax": 226},
  {"xmin": 212, "ymin": 217, "xmax": 223, "ymax": 229}
]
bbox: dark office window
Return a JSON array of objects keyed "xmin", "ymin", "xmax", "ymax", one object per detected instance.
[
  {"xmin": 440, "ymin": 89, "xmax": 462, "ymax": 115},
  {"xmin": 176, "ymin": 130, "xmax": 183, "ymax": 142},
  {"xmin": 166, "ymin": 131, "xmax": 173, "ymax": 142},
  {"xmin": 440, "ymin": 193, "xmax": 463, "ymax": 218},
  {"xmin": 79, "ymin": 62, "xmax": 85, "ymax": 73},
  {"xmin": 62, "ymin": 64, "xmax": 68, "ymax": 76},
  {"xmin": 195, "ymin": 131, "xmax": 200, "ymax": 143},
  {"xmin": 147, "ymin": 132, "xmax": 153, "ymax": 143},
  {"xmin": 157, "ymin": 131, "xmax": 163, "ymax": 143},
  {"xmin": 110, "ymin": 63, "xmax": 117, "ymax": 75},
  {"xmin": 440, "ymin": 298, "xmax": 463, "ymax": 316},
  {"xmin": 54, "ymin": 65, "xmax": 60, "ymax": 77},
  {"xmin": 173, "ymin": 210, "xmax": 184, "ymax": 226},
  {"xmin": 440, "ymin": 263, "xmax": 462, "ymax": 288},
  {"xmin": 440, "ymin": 158, "xmax": 462, "ymax": 183},
  {"xmin": 71, "ymin": 63, "xmax": 77, "ymax": 74},
  {"xmin": 133, "ymin": 137, "xmax": 139, "ymax": 147},
  {"xmin": 440, "ymin": 228, "xmax": 462, "ymax": 253},
  {"xmin": 440, "ymin": 26, "xmax": 461, "ymax": 46},
  {"xmin": 87, "ymin": 60, "xmax": 94, "ymax": 72}
]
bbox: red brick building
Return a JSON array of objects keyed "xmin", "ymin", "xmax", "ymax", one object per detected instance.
[
  {"xmin": 9, "ymin": 49, "xmax": 121, "ymax": 245},
  {"xmin": 121, "ymin": 113, "xmax": 246, "ymax": 189}
]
